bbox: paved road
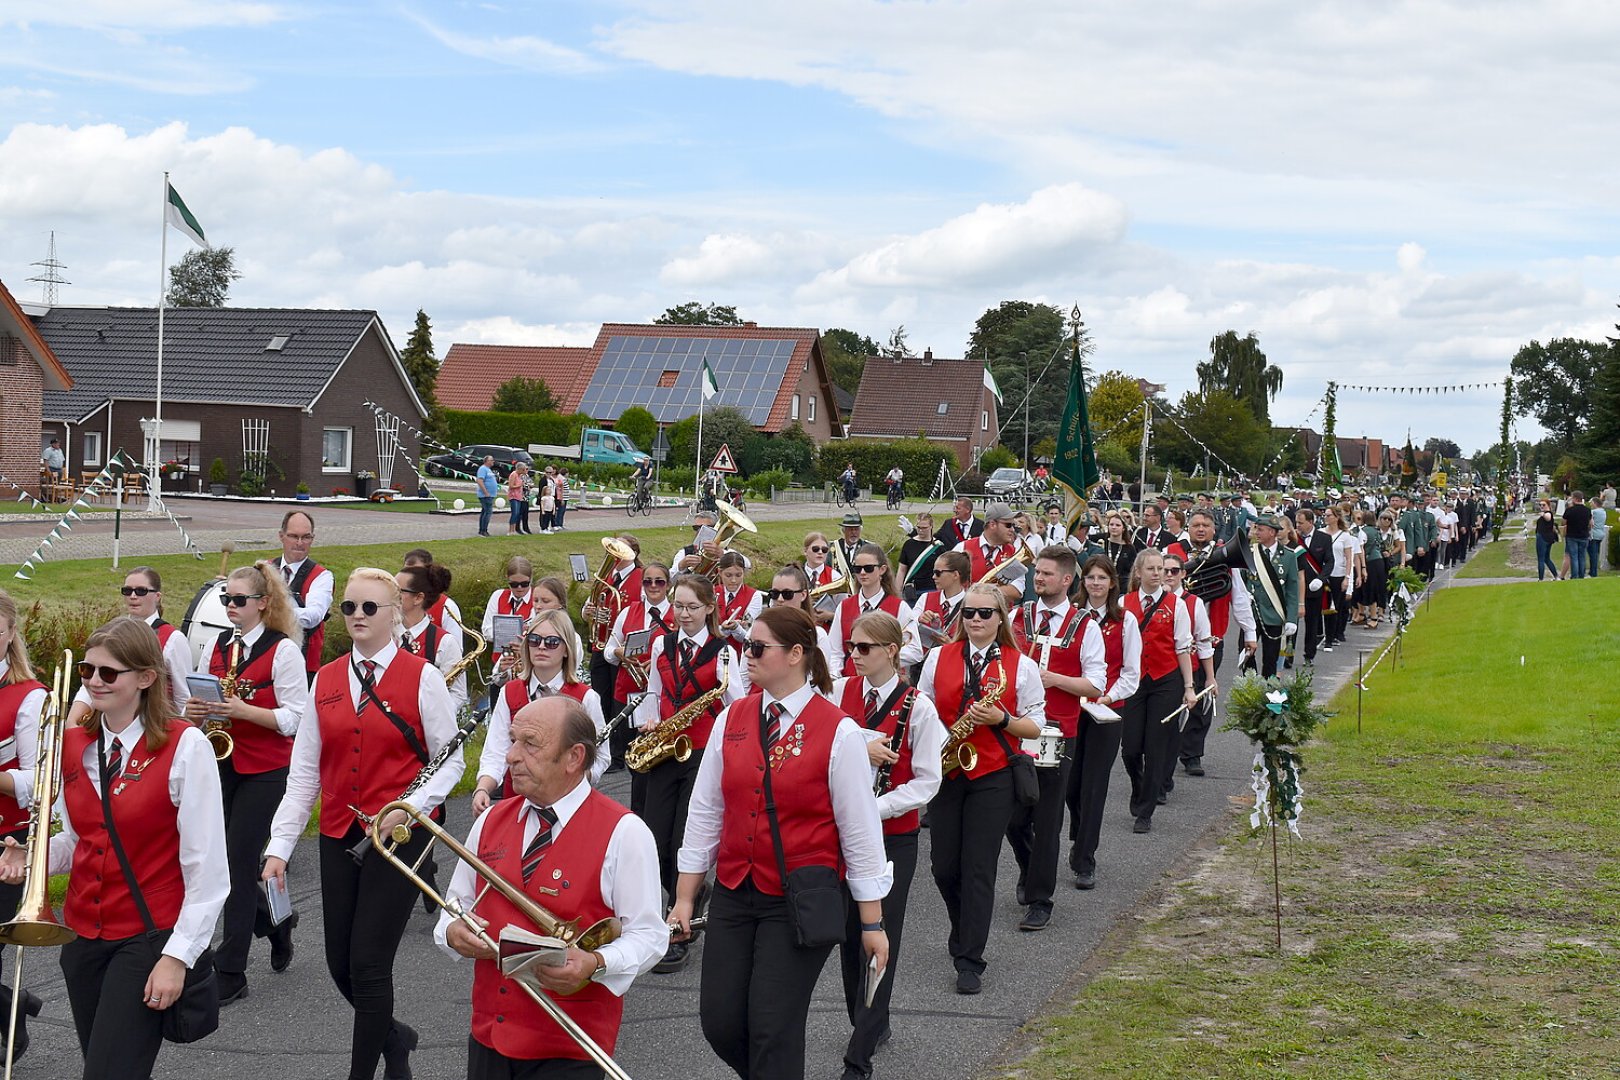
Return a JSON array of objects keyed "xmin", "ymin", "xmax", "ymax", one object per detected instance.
[{"xmin": 0, "ymin": 526, "xmax": 1481, "ymax": 1079}]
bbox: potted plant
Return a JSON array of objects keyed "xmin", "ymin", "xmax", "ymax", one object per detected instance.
[
  {"xmin": 160, "ymin": 459, "xmax": 187, "ymax": 482},
  {"xmin": 208, "ymin": 457, "xmax": 229, "ymax": 497},
  {"xmin": 295, "ymin": 482, "xmax": 311, "ymax": 501}
]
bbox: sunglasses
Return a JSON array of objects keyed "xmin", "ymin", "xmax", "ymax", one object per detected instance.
[
  {"xmin": 843, "ymin": 641, "xmax": 888, "ymax": 656},
  {"xmin": 852, "ymin": 564, "xmax": 882, "ymax": 575},
  {"xmin": 220, "ymin": 592, "xmax": 264, "ymax": 607},
  {"xmin": 77, "ymin": 661, "xmax": 134, "ymax": 683},
  {"xmin": 340, "ymin": 600, "xmax": 394, "ymax": 617},
  {"xmin": 932, "ymin": 568, "xmax": 956, "ymax": 577},
  {"xmin": 807, "ymin": 546, "xmax": 829, "ymax": 554},
  {"xmin": 525, "ymin": 633, "xmax": 565, "ymax": 649},
  {"xmin": 960, "ymin": 607, "xmax": 998, "ymax": 621},
  {"xmin": 1165, "ymin": 567, "xmax": 1184, "ymax": 575},
  {"xmin": 766, "ymin": 588, "xmax": 802, "ymax": 601},
  {"xmin": 508, "ymin": 580, "xmax": 531, "ymax": 589},
  {"xmin": 742, "ymin": 641, "xmax": 796, "ymax": 658},
  {"xmin": 120, "ymin": 586, "xmax": 156, "ymax": 597}
]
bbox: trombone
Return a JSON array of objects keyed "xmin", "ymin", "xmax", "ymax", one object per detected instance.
[{"xmin": 367, "ymin": 802, "xmax": 634, "ymax": 1080}]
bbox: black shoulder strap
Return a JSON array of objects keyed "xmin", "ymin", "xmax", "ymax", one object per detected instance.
[
  {"xmin": 864, "ymin": 682, "xmax": 911, "ymax": 730},
  {"xmin": 98, "ymin": 735, "xmax": 158, "ymax": 936},
  {"xmin": 353, "ymin": 660, "xmax": 431, "ymax": 765},
  {"xmin": 757, "ymin": 698, "xmax": 793, "ymax": 892},
  {"xmin": 1135, "ymin": 592, "xmax": 1168, "ymax": 629}
]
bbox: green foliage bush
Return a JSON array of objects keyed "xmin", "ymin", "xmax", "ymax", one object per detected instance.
[
  {"xmin": 443, "ymin": 410, "xmax": 594, "ymax": 450},
  {"xmin": 743, "ymin": 469, "xmax": 792, "ymax": 496},
  {"xmin": 979, "ymin": 446, "xmax": 1019, "ymax": 472},
  {"xmin": 742, "ymin": 422, "xmax": 817, "ymax": 481},
  {"xmin": 815, "ymin": 438, "xmax": 957, "ymax": 495},
  {"xmin": 615, "ymin": 407, "xmax": 658, "ymax": 454}
]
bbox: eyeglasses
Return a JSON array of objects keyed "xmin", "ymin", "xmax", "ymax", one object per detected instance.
[
  {"xmin": 220, "ymin": 592, "xmax": 264, "ymax": 607},
  {"xmin": 672, "ymin": 602, "xmax": 707, "ymax": 614},
  {"xmin": 508, "ymin": 580, "xmax": 531, "ymax": 589},
  {"xmin": 282, "ymin": 533, "xmax": 314, "ymax": 543},
  {"xmin": 766, "ymin": 588, "xmax": 802, "ymax": 601},
  {"xmin": 852, "ymin": 563, "xmax": 882, "ymax": 575},
  {"xmin": 932, "ymin": 568, "xmax": 956, "ymax": 577},
  {"xmin": 742, "ymin": 641, "xmax": 795, "ymax": 658},
  {"xmin": 843, "ymin": 641, "xmax": 888, "ymax": 656},
  {"xmin": 120, "ymin": 586, "xmax": 156, "ymax": 597},
  {"xmin": 340, "ymin": 600, "xmax": 394, "ymax": 617},
  {"xmin": 525, "ymin": 634, "xmax": 565, "ymax": 649},
  {"xmin": 398, "ymin": 587, "xmax": 422, "ymax": 595},
  {"xmin": 77, "ymin": 661, "xmax": 134, "ymax": 683},
  {"xmin": 642, "ymin": 577, "xmax": 669, "ymax": 587},
  {"xmin": 960, "ymin": 607, "xmax": 997, "ymax": 621},
  {"xmin": 807, "ymin": 546, "xmax": 828, "ymax": 554}
]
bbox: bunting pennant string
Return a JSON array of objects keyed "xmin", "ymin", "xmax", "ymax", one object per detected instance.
[
  {"xmin": 359, "ymin": 399, "xmax": 483, "ymax": 499},
  {"xmin": 1338, "ymin": 382, "xmax": 1501, "ymax": 394},
  {"xmin": 0, "ymin": 473, "xmax": 49, "ymax": 512}
]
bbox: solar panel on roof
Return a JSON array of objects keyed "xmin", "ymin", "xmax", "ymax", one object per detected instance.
[{"xmin": 577, "ymin": 334, "xmax": 794, "ymax": 425}]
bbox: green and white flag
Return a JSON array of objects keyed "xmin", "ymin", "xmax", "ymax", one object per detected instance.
[
  {"xmin": 166, "ymin": 181, "xmax": 208, "ymax": 249},
  {"xmin": 701, "ymin": 360, "xmax": 718, "ymax": 401}
]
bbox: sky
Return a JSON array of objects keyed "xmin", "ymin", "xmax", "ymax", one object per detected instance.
[{"xmin": 2, "ymin": 1, "xmax": 1617, "ymax": 454}]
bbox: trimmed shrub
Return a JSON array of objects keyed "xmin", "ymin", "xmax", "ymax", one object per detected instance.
[
  {"xmin": 442, "ymin": 410, "xmax": 594, "ymax": 450},
  {"xmin": 815, "ymin": 438, "xmax": 957, "ymax": 496}
]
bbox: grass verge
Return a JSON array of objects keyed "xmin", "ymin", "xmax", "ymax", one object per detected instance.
[
  {"xmin": 1004, "ymin": 576, "xmax": 1620, "ymax": 1079},
  {"xmin": 1456, "ymin": 531, "xmax": 1535, "ymax": 579}
]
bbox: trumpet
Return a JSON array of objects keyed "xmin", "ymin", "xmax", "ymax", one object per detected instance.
[
  {"xmin": 626, "ymin": 684, "xmax": 727, "ymax": 772},
  {"xmin": 206, "ymin": 633, "xmax": 243, "ymax": 760},
  {"xmin": 587, "ymin": 536, "xmax": 637, "ymax": 652},
  {"xmin": 941, "ymin": 673, "xmax": 1003, "ymax": 774},
  {"xmin": 689, "ymin": 501, "xmax": 758, "ymax": 579},
  {"xmin": 367, "ymin": 802, "xmax": 633, "ymax": 1080}
]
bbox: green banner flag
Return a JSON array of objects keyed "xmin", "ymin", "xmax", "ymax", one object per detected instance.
[{"xmin": 1053, "ymin": 334, "xmax": 1100, "ymax": 528}]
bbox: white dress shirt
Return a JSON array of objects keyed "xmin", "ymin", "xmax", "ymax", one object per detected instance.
[
  {"xmin": 1169, "ymin": 589, "xmax": 1215, "ymax": 661},
  {"xmin": 1043, "ymin": 522, "xmax": 1069, "ymax": 546},
  {"xmin": 481, "ymin": 587, "xmax": 534, "ymax": 641},
  {"xmin": 1027, "ymin": 598, "xmax": 1109, "ymax": 691},
  {"xmin": 630, "ymin": 628, "xmax": 746, "ymax": 731},
  {"xmin": 73, "ymin": 612, "xmax": 193, "ymax": 715},
  {"xmin": 434, "ymin": 776, "xmax": 667, "ymax": 992},
  {"xmin": 0, "ymin": 661, "xmax": 45, "ymax": 810},
  {"xmin": 718, "ymin": 588, "xmax": 763, "ymax": 648},
  {"xmin": 827, "ymin": 674, "xmax": 946, "ymax": 822},
  {"xmin": 278, "ymin": 558, "xmax": 334, "ymax": 632},
  {"xmin": 401, "ymin": 615, "xmax": 467, "ymax": 713},
  {"xmin": 603, "ymin": 603, "xmax": 669, "ymax": 670},
  {"xmin": 48, "ymin": 722, "xmax": 227, "ymax": 968},
  {"xmin": 193, "ymin": 623, "xmax": 309, "ymax": 736},
  {"xmin": 917, "ymin": 643, "xmax": 1048, "ymax": 730},
  {"xmin": 672, "ymin": 546, "xmax": 751, "ymax": 573},
  {"xmin": 480, "ymin": 673, "xmax": 610, "ymax": 789},
  {"xmin": 677, "ymin": 682, "xmax": 893, "ymax": 902},
  {"xmin": 827, "ymin": 592, "xmax": 922, "ymax": 675},
  {"xmin": 266, "ymin": 642, "xmax": 462, "ymax": 862}
]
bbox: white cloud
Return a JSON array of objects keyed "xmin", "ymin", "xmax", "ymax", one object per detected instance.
[
  {"xmin": 444, "ymin": 316, "xmax": 601, "ymax": 348},
  {"xmin": 661, "ymin": 233, "xmax": 777, "ymax": 286},
  {"xmin": 0, "ymin": 1, "xmax": 281, "ymax": 31},
  {"xmin": 405, "ymin": 12, "xmax": 603, "ymax": 75}
]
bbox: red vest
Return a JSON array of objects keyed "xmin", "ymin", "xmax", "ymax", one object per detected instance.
[
  {"xmin": 0, "ymin": 681, "xmax": 44, "ymax": 833},
  {"xmin": 596, "ymin": 566, "xmax": 643, "ymax": 652},
  {"xmin": 499, "ymin": 679, "xmax": 590, "ymax": 798},
  {"xmin": 931, "ymin": 641, "xmax": 1021, "ymax": 779},
  {"xmin": 281, "ymin": 559, "xmax": 329, "ymax": 673},
  {"xmin": 153, "ymin": 621, "xmax": 178, "ymax": 650},
  {"xmin": 496, "ymin": 589, "xmax": 535, "ymax": 622},
  {"xmin": 717, "ymin": 586, "xmax": 758, "ymax": 655},
  {"xmin": 612, "ymin": 603, "xmax": 670, "ymax": 702},
  {"xmin": 1094, "ymin": 614, "xmax": 1126, "ymax": 691},
  {"xmin": 656, "ymin": 636, "xmax": 728, "ymax": 751},
  {"xmin": 919, "ymin": 591, "xmax": 963, "ymax": 646},
  {"xmin": 806, "ymin": 562, "xmax": 835, "ymax": 587},
  {"xmin": 1012, "ymin": 605, "xmax": 1085, "ymax": 737},
  {"xmin": 209, "ymin": 631, "xmax": 293, "ymax": 774},
  {"xmin": 425, "ymin": 594, "xmax": 449, "ymax": 630},
  {"xmin": 312, "ymin": 653, "xmax": 430, "ymax": 838},
  {"xmin": 838, "ymin": 679, "xmax": 921, "ymax": 834},
  {"xmin": 62, "ymin": 720, "xmax": 188, "ymax": 939},
  {"xmin": 1166, "ymin": 542, "xmax": 1234, "ymax": 639},
  {"xmin": 470, "ymin": 792, "xmax": 627, "ymax": 1061},
  {"xmin": 836, "ymin": 594, "xmax": 902, "ymax": 677},
  {"xmin": 960, "ymin": 536, "xmax": 1010, "ymax": 582},
  {"xmin": 715, "ymin": 695, "xmax": 843, "ymax": 895},
  {"xmin": 1124, "ymin": 591, "xmax": 1180, "ymax": 682}
]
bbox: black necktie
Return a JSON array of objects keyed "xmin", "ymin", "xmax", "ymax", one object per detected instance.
[
  {"xmin": 649, "ymin": 606, "xmax": 664, "ymax": 628},
  {"xmin": 282, "ymin": 565, "xmax": 294, "ymax": 585},
  {"xmin": 680, "ymin": 638, "xmax": 695, "ymax": 667},
  {"xmin": 763, "ymin": 701, "xmax": 786, "ymax": 751},
  {"xmin": 521, "ymin": 805, "xmax": 559, "ymax": 882},
  {"xmin": 401, "ymin": 632, "xmax": 416, "ymax": 655}
]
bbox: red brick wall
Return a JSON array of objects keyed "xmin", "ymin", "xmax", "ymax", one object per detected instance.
[
  {"xmin": 292, "ymin": 326, "xmax": 424, "ymax": 495},
  {"xmin": 0, "ymin": 334, "xmax": 45, "ymax": 498}
]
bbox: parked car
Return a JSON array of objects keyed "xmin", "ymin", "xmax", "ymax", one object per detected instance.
[
  {"xmin": 424, "ymin": 444, "xmax": 533, "ymax": 480},
  {"xmin": 529, "ymin": 427, "xmax": 650, "ymax": 467},
  {"xmin": 983, "ymin": 467, "xmax": 1033, "ymax": 498}
]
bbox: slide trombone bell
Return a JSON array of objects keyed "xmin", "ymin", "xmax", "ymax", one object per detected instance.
[{"xmin": 0, "ymin": 651, "xmax": 78, "ymax": 948}]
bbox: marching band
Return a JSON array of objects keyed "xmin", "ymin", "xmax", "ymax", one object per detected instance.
[{"xmin": 0, "ymin": 482, "xmax": 1441, "ymax": 1080}]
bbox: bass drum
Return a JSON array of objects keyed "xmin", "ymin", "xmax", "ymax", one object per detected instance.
[{"xmin": 179, "ymin": 580, "xmax": 233, "ymax": 670}]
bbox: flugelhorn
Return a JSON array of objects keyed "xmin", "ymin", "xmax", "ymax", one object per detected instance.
[
  {"xmin": 587, "ymin": 536, "xmax": 637, "ymax": 652},
  {"xmin": 442, "ymin": 621, "xmax": 488, "ymax": 687},
  {"xmin": 367, "ymin": 802, "xmax": 633, "ymax": 1080}
]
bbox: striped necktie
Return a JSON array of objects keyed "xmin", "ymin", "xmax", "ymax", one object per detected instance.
[
  {"xmin": 105, "ymin": 737, "xmax": 123, "ymax": 782},
  {"xmin": 763, "ymin": 701, "xmax": 786, "ymax": 751},
  {"xmin": 864, "ymin": 688, "xmax": 881, "ymax": 723},
  {"xmin": 356, "ymin": 659, "xmax": 377, "ymax": 714},
  {"xmin": 521, "ymin": 804, "xmax": 559, "ymax": 882}
]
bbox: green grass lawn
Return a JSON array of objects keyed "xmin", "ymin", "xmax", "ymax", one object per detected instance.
[
  {"xmin": 1008, "ymin": 577, "xmax": 1620, "ymax": 1079},
  {"xmin": 1456, "ymin": 530, "xmax": 1536, "ymax": 579}
]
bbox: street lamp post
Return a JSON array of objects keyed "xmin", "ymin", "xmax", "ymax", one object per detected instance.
[{"xmin": 1021, "ymin": 350, "xmax": 1030, "ymax": 469}]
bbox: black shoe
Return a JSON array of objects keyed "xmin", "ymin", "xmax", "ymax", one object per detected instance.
[
  {"xmin": 1015, "ymin": 881, "xmax": 1027, "ymax": 907},
  {"xmin": 653, "ymin": 940, "xmax": 689, "ymax": 974},
  {"xmin": 383, "ymin": 1021, "xmax": 418, "ymax": 1080},
  {"xmin": 955, "ymin": 969, "xmax": 981, "ymax": 995},
  {"xmin": 0, "ymin": 988, "xmax": 42, "ymax": 1062},
  {"xmin": 1018, "ymin": 906, "xmax": 1051, "ymax": 932},
  {"xmin": 270, "ymin": 910, "xmax": 298, "ymax": 973},
  {"xmin": 1133, "ymin": 816, "xmax": 1152, "ymax": 834},
  {"xmin": 841, "ymin": 1069, "xmax": 870, "ymax": 1080},
  {"xmin": 1184, "ymin": 758, "xmax": 1205, "ymax": 776},
  {"xmin": 216, "ymin": 969, "xmax": 250, "ymax": 1005},
  {"xmin": 1155, "ymin": 793, "xmax": 1168, "ymax": 805},
  {"xmin": 1074, "ymin": 870, "xmax": 1096, "ymax": 890},
  {"xmin": 876, "ymin": 1027, "xmax": 891, "ymax": 1049}
]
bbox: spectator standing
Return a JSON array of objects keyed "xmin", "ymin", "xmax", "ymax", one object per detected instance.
[
  {"xmin": 1562, "ymin": 492, "xmax": 1593, "ymax": 580},
  {"xmin": 553, "ymin": 467, "xmax": 571, "ymax": 530},
  {"xmin": 505, "ymin": 462, "xmax": 530, "ymax": 535},
  {"xmin": 1601, "ymin": 482, "xmax": 1617, "ymax": 511},
  {"xmin": 1533, "ymin": 499, "xmax": 1561, "ymax": 580},
  {"xmin": 474, "ymin": 455, "xmax": 499, "ymax": 537},
  {"xmin": 40, "ymin": 437, "xmax": 65, "ymax": 491},
  {"xmin": 1587, "ymin": 503, "xmax": 1607, "ymax": 578},
  {"xmin": 538, "ymin": 467, "xmax": 557, "ymax": 533}
]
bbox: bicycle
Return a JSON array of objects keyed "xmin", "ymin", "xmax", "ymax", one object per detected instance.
[
  {"xmin": 626, "ymin": 482, "xmax": 653, "ymax": 516},
  {"xmin": 835, "ymin": 485, "xmax": 859, "ymax": 509},
  {"xmin": 885, "ymin": 483, "xmax": 903, "ymax": 511}
]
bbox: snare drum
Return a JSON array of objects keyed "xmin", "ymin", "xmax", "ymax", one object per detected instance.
[{"xmin": 1023, "ymin": 725, "xmax": 1066, "ymax": 768}]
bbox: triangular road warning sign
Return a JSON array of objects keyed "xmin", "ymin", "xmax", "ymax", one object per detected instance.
[{"xmin": 709, "ymin": 443, "xmax": 739, "ymax": 473}]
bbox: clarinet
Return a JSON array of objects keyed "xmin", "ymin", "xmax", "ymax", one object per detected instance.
[
  {"xmin": 347, "ymin": 706, "xmax": 484, "ymax": 864},
  {"xmin": 872, "ymin": 690, "xmax": 913, "ymax": 798}
]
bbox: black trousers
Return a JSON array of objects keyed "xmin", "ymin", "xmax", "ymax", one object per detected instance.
[
  {"xmin": 589, "ymin": 652, "xmax": 622, "ymax": 764},
  {"xmin": 1327, "ymin": 577, "xmax": 1349, "ymax": 643},
  {"xmin": 60, "ymin": 932, "xmax": 168, "ymax": 1080},
  {"xmin": 839, "ymin": 831, "xmax": 918, "ymax": 1077},
  {"xmin": 641, "ymin": 751, "xmax": 702, "ymax": 901},
  {"xmin": 1179, "ymin": 640, "xmax": 1224, "ymax": 765},
  {"xmin": 1258, "ymin": 626, "xmax": 1283, "ymax": 678},
  {"xmin": 0, "ymin": 825, "xmax": 22, "ymax": 988},
  {"xmin": 216, "ymin": 760, "xmax": 288, "ymax": 974},
  {"xmin": 700, "ymin": 878, "xmax": 835, "ymax": 1080},
  {"xmin": 929, "ymin": 768, "xmax": 1014, "ymax": 975},
  {"xmin": 1007, "ymin": 739, "xmax": 1073, "ymax": 910},
  {"xmin": 1303, "ymin": 592, "xmax": 1325, "ymax": 661},
  {"xmin": 318, "ymin": 824, "xmax": 431, "ymax": 1080},
  {"xmin": 1065, "ymin": 717, "xmax": 1124, "ymax": 876},
  {"xmin": 1121, "ymin": 669, "xmax": 1181, "ymax": 821},
  {"xmin": 467, "ymin": 1035, "xmax": 604, "ymax": 1079}
]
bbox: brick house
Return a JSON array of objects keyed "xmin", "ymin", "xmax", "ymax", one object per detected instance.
[
  {"xmin": 35, "ymin": 306, "xmax": 425, "ymax": 496},
  {"xmin": 438, "ymin": 323, "xmax": 841, "ymax": 441},
  {"xmin": 0, "ymin": 280, "xmax": 73, "ymax": 498},
  {"xmin": 847, "ymin": 351, "xmax": 1000, "ymax": 470}
]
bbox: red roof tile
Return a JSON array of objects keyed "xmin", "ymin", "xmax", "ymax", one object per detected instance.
[
  {"xmin": 848, "ymin": 355, "xmax": 994, "ymax": 441},
  {"xmin": 0, "ymin": 279, "xmax": 71, "ymax": 391},
  {"xmin": 436, "ymin": 344, "xmax": 594, "ymax": 412}
]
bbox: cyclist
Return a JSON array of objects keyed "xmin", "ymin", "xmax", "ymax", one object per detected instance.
[
  {"xmin": 885, "ymin": 465, "xmax": 904, "ymax": 509},
  {"xmin": 633, "ymin": 457, "xmax": 653, "ymax": 508}
]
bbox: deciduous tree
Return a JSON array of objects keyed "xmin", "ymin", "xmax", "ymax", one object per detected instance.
[
  {"xmin": 166, "ymin": 246, "xmax": 240, "ymax": 307},
  {"xmin": 1197, "ymin": 330, "xmax": 1283, "ymax": 424},
  {"xmin": 656, "ymin": 301, "xmax": 743, "ymax": 326},
  {"xmin": 1509, "ymin": 337, "xmax": 1607, "ymax": 450},
  {"xmin": 491, "ymin": 376, "xmax": 557, "ymax": 413}
]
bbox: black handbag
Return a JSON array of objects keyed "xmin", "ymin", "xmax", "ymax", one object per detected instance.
[
  {"xmin": 990, "ymin": 726, "xmax": 1041, "ymax": 807},
  {"xmin": 98, "ymin": 737, "xmax": 220, "ymax": 1044},
  {"xmin": 758, "ymin": 702, "xmax": 847, "ymax": 949}
]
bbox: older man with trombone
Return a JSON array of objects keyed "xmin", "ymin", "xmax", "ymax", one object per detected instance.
[{"xmin": 434, "ymin": 694, "xmax": 666, "ymax": 1079}]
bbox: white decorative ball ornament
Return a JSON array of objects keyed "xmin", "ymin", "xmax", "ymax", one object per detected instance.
[{"xmin": 453, "ymin": 498, "xmax": 466, "ymax": 511}]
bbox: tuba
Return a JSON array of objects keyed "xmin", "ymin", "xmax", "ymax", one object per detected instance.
[
  {"xmin": 587, "ymin": 536, "xmax": 637, "ymax": 652},
  {"xmin": 690, "ymin": 501, "xmax": 758, "ymax": 580}
]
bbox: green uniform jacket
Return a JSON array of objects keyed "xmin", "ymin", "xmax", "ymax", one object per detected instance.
[
  {"xmin": 1246, "ymin": 542, "xmax": 1301, "ymax": 628},
  {"xmin": 1397, "ymin": 508, "xmax": 1437, "ymax": 557}
]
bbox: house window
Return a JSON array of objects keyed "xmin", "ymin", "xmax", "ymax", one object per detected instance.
[
  {"xmin": 322, "ymin": 427, "xmax": 353, "ymax": 473},
  {"xmin": 981, "ymin": 410, "xmax": 989, "ymax": 431},
  {"xmin": 808, "ymin": 395, "xmax": 817, "ymax": 422},
  {"xmin": 937, "ymin": 403, "xmax": 948, "ymax": 415},
  {"xmin": 83, "ymin": 431, "xmax": 103, "ymax": 467},
  {"xmin": 791, "ymin": 394, "xmax": 801, "ymax": 421},
  {"xmin": 157, "ymin": 439, "xmax": 201, "ymax": 471}
]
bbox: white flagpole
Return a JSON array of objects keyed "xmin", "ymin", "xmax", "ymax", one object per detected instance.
[
  {"xmin": 695, "ymin": 373, "xmax": 706, "ymax": 504},
  {"xmin": 148, "ymin": 171, "xmax": 168, "ymax": 512}
]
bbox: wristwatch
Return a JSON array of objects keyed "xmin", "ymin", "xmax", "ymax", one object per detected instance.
[
  {"xmin": 860, "ymin": 920, "xmax": 884, "ymax": 932},
  {"xmin": 588, "ymin": 950, "xmax": 608, "ymax": 982}
]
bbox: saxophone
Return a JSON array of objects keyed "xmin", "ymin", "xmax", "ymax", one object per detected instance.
[
  {"xmin": 625, "ymin": 684, "xmax": 728, "ymax": 773},
  {"xmin": 206, "ymin": 634, "xmax": 243, "ymax": 760},
  {"xmin": 941, "ymin": 672, "xmax": 1003, "ymax": 775}
]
